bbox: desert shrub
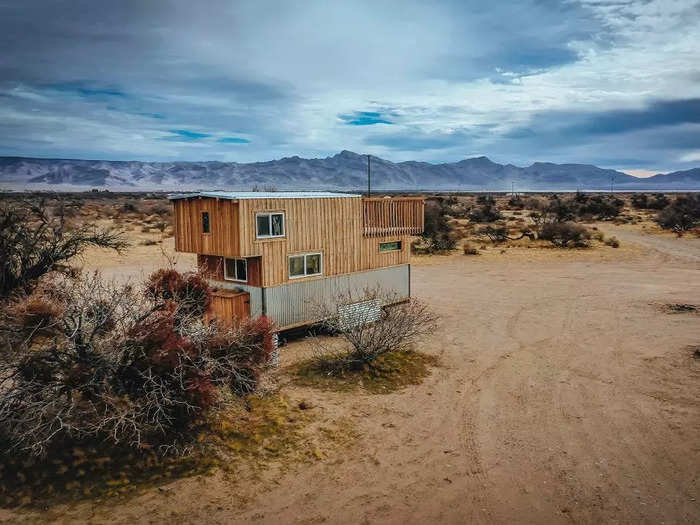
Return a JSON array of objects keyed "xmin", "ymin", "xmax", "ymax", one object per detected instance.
[
  {"xmin": 605, "ymin": 236, "xmax": 620, "ymax": 248},
  {"xmin": 0, "ymin": 270, "xmax": 274, "ymax": 457},
  {"xmin": 523, "ymin": 196, "xmax": 544, "ymax": 210},
  {"xmin": 507, "ymin": 195, "xmax": 524, "ymax": 209},
  {"xmin": 120, "ymin": 200, "xmax": 141, "ymax": 213},
  {"xmin": 421, "ymin": 200, "xmax": 457, "ymax": 252},
  {"xmin": 428, "ymin": 233, "xmax": 457, "ymax": 252},
  {"xmin": 545, "ymin": 196, "xmax": 577, "ymax": 222},
  {"xmin": 468, "ymin": 203, "xmax": 503, "ymax": 223},
  {"xmin": 573, "ymin": 191, "xmax": 589, "ymax": 204},
  {"xmin": 592, "ymin": 230, "xmax": 605, "ymax": 242},
  {"xmin": 649, "ymin": 193, "xmax": 671, "ymax": 209},
  {"xmin": 631, "ymin": 194, "xmax": 649, "ymax": 209},
  {"xmin": 478, "ymin": 225, "xmax": 509, "ymax": 244},
  {"xmin": 539, "ymin": 222, "xmax": 592, "ymax": 248},
  {"xmin": 579, "ymin": 195, "xmax": 623, "ymax": 219},
  {"xmin": 308, "ymin": 288, "xmax": 438, "ymax": 371},
  {"xmin": 655, "ymin": 194, "xmax": 700, "ymax": 232},
  {"xmin": 150, "ymin": 205, "xmax": 170, "ymax": 216},
  {"xmin": 463, "ymin": 243, "xmax": 479, "ymax": 255},
  {"xmin": 476, "ymin": 194, "xmax": 495, "ymax": 205},
  {"xmin": 0, "ymin": 200, "xmax": 127, "ymax": 298},
  {"xmin": 632, "ymin": 193, "xmax": 670, "ymax": 210}
]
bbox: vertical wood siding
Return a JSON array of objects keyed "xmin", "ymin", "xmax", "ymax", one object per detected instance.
[
  {"xmin": 205, "ymin": 290, "xmax": 251, "ymax": 328},
  {"xmin": 236, "ymin": 197, "xmax": 413, "ymax": 287},
  {"xmin": 173, "ymin": 198, "xmax": 240, "ymax": 256},
  {"xmin": 197, "ymin": 254, "xmax": 262, "ymax": 287},
  {"xmin": 174, "ymin": 196, "xmax": 420, "ymax": 287}
]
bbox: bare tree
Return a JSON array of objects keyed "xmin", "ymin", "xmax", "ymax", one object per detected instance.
[
  {"xmin": 308, "ymin": 287, "xmax": 438, "ymax": 370},
  {"xmin": 0, "ymin": 199, "xmax": 128, "ymax": 298}
]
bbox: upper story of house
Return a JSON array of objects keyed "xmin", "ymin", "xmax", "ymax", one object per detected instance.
[{"xmin": 169, "ymin": 191, "xmax": 424, "ymax": 287}]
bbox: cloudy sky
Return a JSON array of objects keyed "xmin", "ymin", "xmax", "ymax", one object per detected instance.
[{"xmin": 1, "ymin": 0, "xmax": 699, "ymax": 174}]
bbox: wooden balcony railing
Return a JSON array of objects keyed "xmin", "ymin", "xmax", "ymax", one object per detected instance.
[{"xmin": 362, "ymin": 197, "xmax": 424, "ymax": 237}]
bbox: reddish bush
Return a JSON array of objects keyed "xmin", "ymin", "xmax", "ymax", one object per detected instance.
[
  {"xmin": 146, "ymin": 269, "xmax": 211, "ymax": 318},
  {"xmin": 0, "ymin": 271, "xmax": 275, "ymax": 457},
  {"xmin": 9, "ymin": 295, "xmax": 62, "ymax": 335}
]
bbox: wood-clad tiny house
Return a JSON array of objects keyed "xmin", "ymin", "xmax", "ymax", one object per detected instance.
[{"xmin": 170, "ymin": 191, "xmax": 424, "ymax": 330}]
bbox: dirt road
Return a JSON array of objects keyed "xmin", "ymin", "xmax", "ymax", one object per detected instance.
[
  {"xmin": 5, "ymin": 236, "xmax": 699, "ymax": 524},
  {"xmin": 600, "ymin": 224, "xmax": 700, "ymax": 262},
  {"xmin": 243, "ymin": 247, "xmax": 699, "ymax": 524}
]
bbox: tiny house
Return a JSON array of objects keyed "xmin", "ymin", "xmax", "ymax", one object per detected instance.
[{"xmin": 169, "ymin": 191, "xmax": 424, "ymax": 330}]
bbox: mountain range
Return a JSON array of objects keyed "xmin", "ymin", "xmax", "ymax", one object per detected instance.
[{"xmin": 1, "ymin": 151, "xmax": 699, "ymax": 191}]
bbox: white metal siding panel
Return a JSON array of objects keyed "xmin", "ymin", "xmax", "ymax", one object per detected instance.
[{"xmin": 264, "ymin": 264, "xmax": 409, "ymax": 328}]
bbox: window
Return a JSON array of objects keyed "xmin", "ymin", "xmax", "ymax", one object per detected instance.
[
  {"xmin": 224, "ymin": 258, "xmax": 247, "ymax": 282},
  {"xmin": 202, "ymin": 211, "xmax": 210, "ymax": 233},
  {"xmin": 379, "ymin": 240, "xmax": 402, "ymax": 252},
  {"xmin": 256, "ymin": 212, "xmax": 285, "ymax": 238},
  {"xmin": 289, "ymin": 253, "xmax": 322, "ymax": 278}
]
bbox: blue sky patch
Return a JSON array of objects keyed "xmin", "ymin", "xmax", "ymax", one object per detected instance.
[
  {"xmin": 164, "ymin": 129, "xmax": 212, "ymax": 141},
  {"xmin": 339, "ymin": 111, "xmax": 393, "ymax": 126},
  {"xmin": 219, "ymin": 137, "xmax": 251, "ymax": 144}
]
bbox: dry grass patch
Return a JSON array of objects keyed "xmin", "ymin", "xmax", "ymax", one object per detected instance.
[
  {"xmin": 0, "ymin": 393, "xmax": 334, "ymax": 509},
  {"xmin": 291, "ymin": 350, "xmax": 438, "ymax": 394}
]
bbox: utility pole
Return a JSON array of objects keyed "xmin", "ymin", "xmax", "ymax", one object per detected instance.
[
  {"xmin": 610, "ymin": 173, "xmax": 614, "ymax": 195},
  {"xmin": 511, "ymin": 181, "xmax": 514, "ymax": 195},
  {"xmin": 367, "ymin": 154, "xmax": 371, "ymax": 197}
]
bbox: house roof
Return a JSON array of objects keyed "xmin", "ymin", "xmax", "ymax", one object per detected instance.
[{"xmin": 168, "ymin": 191, "xmax": 361, "ymax": 200}]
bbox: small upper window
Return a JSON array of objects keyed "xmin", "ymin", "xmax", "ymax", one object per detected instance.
[
  {"xmin": 224, "ymin": 258, "xmax": 247, "ymax": 282},
  {"xmin": 202, "ymin": 211, "xmax": 210, "ymax": 233},
  {"xmin": 256, "ymin": 212, "xmax": 285, "ymax": 238},
  {"xmin": 379, "ymin": 240, "xmax": 402, "ymax": 252},
  {"xmin": 289, "ymin": 253, "xmax": 322, "ymax": 278}
]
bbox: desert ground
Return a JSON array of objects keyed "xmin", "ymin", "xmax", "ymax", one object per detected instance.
[{"xmin": 1, "ymin": 195, "xmax": 699, "ymax": 524}]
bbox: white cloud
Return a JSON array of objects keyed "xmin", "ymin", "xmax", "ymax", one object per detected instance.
[{"xmin": 679, "ymin": 151, "xmax": 700, "ymax": 163}]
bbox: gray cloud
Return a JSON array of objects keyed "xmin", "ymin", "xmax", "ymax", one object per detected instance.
[{"xmin": 0, "ymin": 0, "xmax": 699, "ymax": 171}]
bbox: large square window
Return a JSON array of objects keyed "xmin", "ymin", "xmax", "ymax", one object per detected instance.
[{"xmin": 256, "ymin": 212, "xmax": 285, "ymax": 238}]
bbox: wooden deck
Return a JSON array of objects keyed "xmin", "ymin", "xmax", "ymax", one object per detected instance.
[{"xmin": 362, "ymin": 197, "xmax": 424, "ymax": 237}]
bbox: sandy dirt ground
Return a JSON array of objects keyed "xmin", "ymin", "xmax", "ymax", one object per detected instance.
[{"xmin": 3, "ymin": 230, "xmax": 700, "ymax": 524}]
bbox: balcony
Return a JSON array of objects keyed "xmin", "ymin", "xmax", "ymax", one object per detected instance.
[{"xmin": 362, "ymin": 197, "xmax": 424, "ymax": 237}]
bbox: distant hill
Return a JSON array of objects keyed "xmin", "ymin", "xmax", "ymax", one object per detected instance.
[{"xmin": 1, "ymin": 151, "xmax": 699, "ymax": 191}]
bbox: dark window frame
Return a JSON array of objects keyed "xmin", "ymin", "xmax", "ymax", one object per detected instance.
[
  {"xmin": 202, "ymin": 211, "xmax": 211, "ymax": 234},
  {"xmin": 224, "ymin": 257, "xmax": 248, "ymax": 282},
  {"xmin": 378, "ymin": 240, "xmax": 402, "ymax": 252}
]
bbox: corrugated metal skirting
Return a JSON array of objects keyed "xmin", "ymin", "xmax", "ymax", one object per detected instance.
[
  {"xmin": 208, "ymin": 264, "xmax": 410, "ymax": 329},
  {"xmin": 265, "ymin": 264, "xmax": 410, "ymax": 328}
]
